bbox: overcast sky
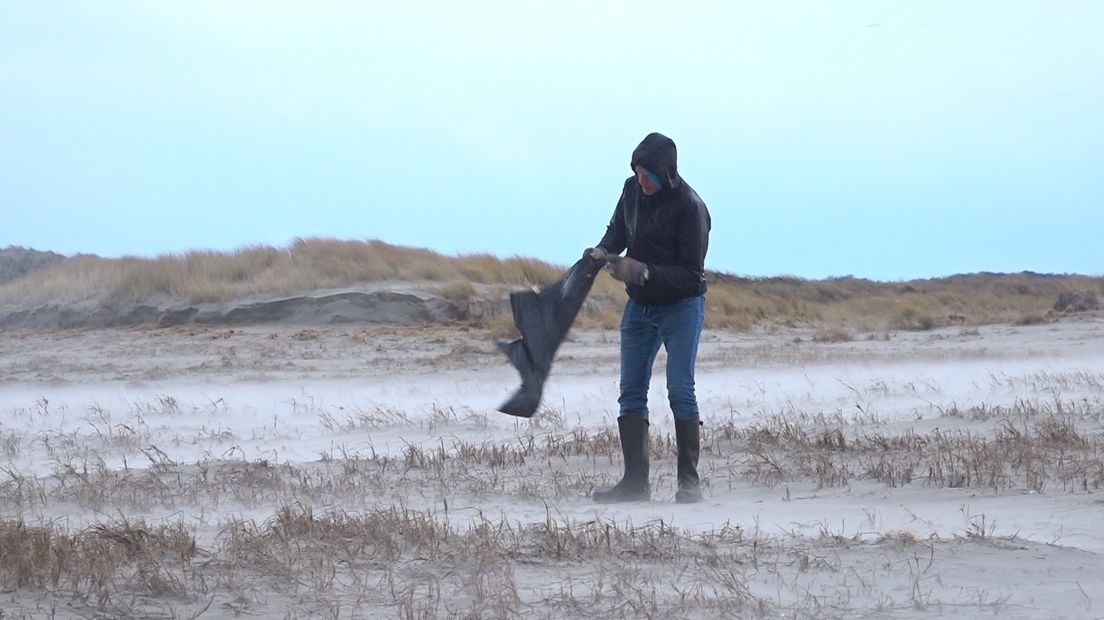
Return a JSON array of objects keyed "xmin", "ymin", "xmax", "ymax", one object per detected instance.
[{"xmin": 2, "ymin": 2, "xmax": 1101, "ymax": 280}]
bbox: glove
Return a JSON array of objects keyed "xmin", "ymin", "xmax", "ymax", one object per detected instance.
[
  {"xmin": 606, "ymin": 257, "xmax": 649, "ymax": 285},
  {"xmin": 584, "ymin": 247, "xmax": 608, "ymax": 260}
]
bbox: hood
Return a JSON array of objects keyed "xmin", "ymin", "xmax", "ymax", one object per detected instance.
[{"xmin": 630, "ymin": 132, "xmax": 682, "ymax": 190}]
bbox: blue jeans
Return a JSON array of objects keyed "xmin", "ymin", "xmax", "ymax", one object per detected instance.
[{"xmin": 618, "ymin": 295, "xmax": 705, "ymax": 421}]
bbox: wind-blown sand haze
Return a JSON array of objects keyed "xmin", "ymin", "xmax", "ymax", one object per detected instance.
[{"xmin": 3, "ymin": 317, "xmax": 1104, "ymax": 618}]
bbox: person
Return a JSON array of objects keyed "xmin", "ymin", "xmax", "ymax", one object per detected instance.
[{"xmin": 586, "ymin": 132, "xmax": 711, "ymax": 504}]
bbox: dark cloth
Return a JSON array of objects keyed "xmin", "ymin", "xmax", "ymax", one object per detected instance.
[
  {"xmin": 497, "ymin": 255, "xmax": 605, "ymax": 417},
  {"xmin": 597, "ymin": 132, "xmax": 712, "ymax": 306}
]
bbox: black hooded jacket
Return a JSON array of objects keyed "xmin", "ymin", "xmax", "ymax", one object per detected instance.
[{"xmin": 597, "ymin": 133, "xmax": 711, "ymax": 306}]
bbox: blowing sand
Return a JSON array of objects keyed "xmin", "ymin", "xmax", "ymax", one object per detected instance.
[{"xmin": 2, "ymin": 318, "xmax": 1104, "ymax": 618}]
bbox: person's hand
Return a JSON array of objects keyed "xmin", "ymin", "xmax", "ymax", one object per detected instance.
[
  {"xmin": 584, "ymin": 247, "xmax": 608, "ymax": 260},
  {"xmin": 607, "ymin": 257, "xmax": 648, "ymax": 285}
]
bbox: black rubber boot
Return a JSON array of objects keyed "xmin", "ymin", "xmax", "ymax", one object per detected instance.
[
  {"xmin": 592, "ymin": 412, "xmax": 650, "ymax": 503},
  {"xmin": 674, "ymin": 418, "xmax": 702, "ymax": 503}
]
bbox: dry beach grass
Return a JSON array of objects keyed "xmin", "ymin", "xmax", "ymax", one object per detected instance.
[
  {"xmin": 4, "ymin": 413, "xmax": 1102, "ymax": 618},
  {"xmin": 1, "ymin": 239, "xmax": 1101, "ymax": 331}
]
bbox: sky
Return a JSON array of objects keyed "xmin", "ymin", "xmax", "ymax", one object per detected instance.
[{"xmin": 2, "ymin": 1, "xmax": 1101, "ymax": 280}]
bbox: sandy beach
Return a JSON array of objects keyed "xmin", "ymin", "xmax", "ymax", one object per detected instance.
[{"xmin": 3, "ymin": 318, "xmax": 1104, "ymax": 618}]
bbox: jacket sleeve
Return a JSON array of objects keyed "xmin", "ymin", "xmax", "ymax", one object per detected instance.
[
  {"xmin": 596, "ymin": 182, "xmax": 630, "ymax": 255},
  {"xmin": 642, "ymin": 201, "xmax": 710, "ymax": 296}
]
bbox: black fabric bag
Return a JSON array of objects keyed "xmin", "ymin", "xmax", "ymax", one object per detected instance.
[{"xmin": 498, "ymin": 255, "xmax": 605, "ymax": 417}]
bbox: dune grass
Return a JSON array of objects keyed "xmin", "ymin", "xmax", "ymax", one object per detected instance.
[
  {"xmin": 702, "ymin": 272, "xmax": 1104, "ymax": 331},
  {"xmin": 0, "ymin": 239, "xmax": 563, "ymax": 306},
  {"xmin": 0, "ymin": 246, "xmax": 65, "ymax": 284},
  {"xmin": 1, "ymin": 238, "xmax": 1101, "ymax": 331}
]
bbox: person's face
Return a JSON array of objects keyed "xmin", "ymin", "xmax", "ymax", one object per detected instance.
[{"xmin": 634, "ymin": 165, "xmax": 660, "ymax": 196}]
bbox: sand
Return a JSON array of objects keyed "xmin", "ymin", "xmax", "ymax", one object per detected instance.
[{"xmin": 2, "ymin": 318, "xmax": 1104, "ymax": 618}]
